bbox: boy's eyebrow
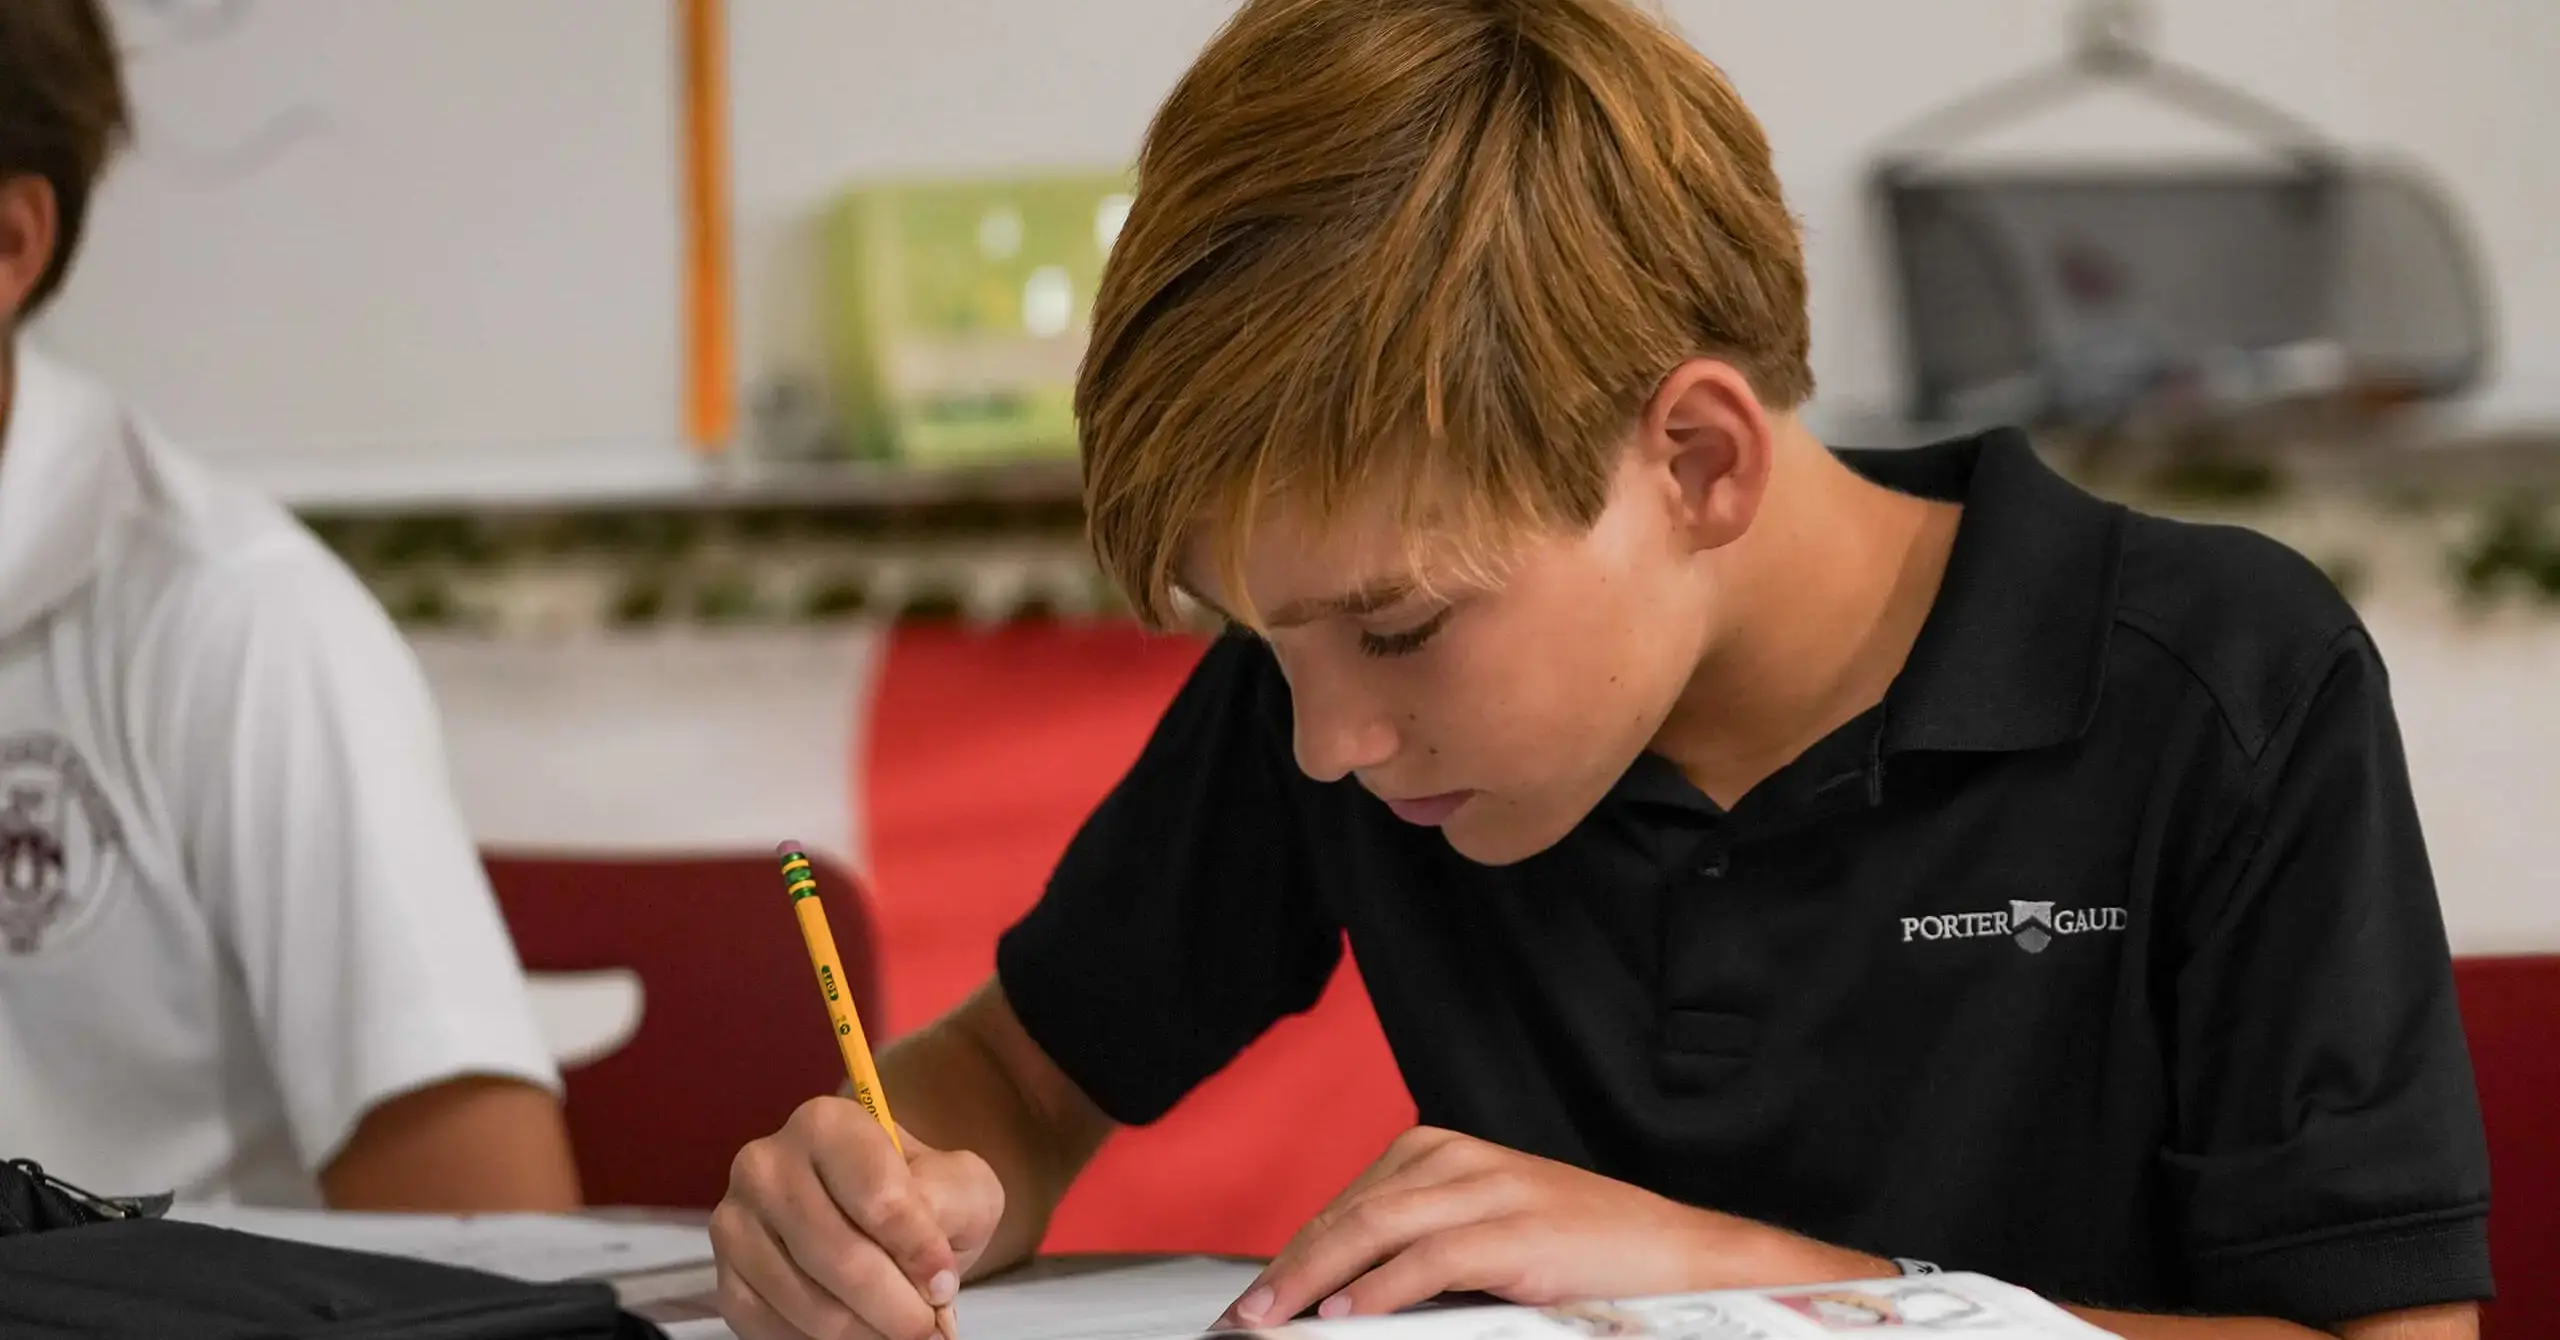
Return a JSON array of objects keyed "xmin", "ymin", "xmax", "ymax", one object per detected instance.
[{"xmin": 1267, "ymin": 578, "xmax": 1415, "ymax": 629}]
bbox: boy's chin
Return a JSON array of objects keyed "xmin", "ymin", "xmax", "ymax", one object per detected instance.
[{"xmin": 1439, "ymin": 801, "xmax": 1579, "ymax": 867}]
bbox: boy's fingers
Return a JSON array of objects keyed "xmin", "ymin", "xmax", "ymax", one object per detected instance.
[
  {"xmin": 1333, "ymin": 1223, "xmax": 1521, "ymax": 1319},
  {"xmin": 712, "ymin": 1277, "xmax": 804, "ymax": 1340},
  {"xmin": 801, "ymin": 1105, "xmax": 959, "ymax": 1303},
  {"xmin": 1243, "ymin": 1178, "xmax": 1513, "ymax": 1327},
  {"xmin": 772, "ymin": 1158, "xmax": 939, "ymax": 1340},
  {"xmin": 1230, "ymin": 1126, "xmax": 1474, "ymax": 1321},
  {"xmin": 909, "ymin": 1145, "xmax": 1003, "ymax": 1263},
  {"xmin": 713, "ymin": 1197, "xmax": 886, "ymax": 1340}
]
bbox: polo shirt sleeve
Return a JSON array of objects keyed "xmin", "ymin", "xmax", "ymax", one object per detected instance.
[
  {"xmin": 996, "ymin": 630, "xmax": 1344, "ymax": 1126},
  {"xmin": 149, "ymin": 540, "xmax": 561, "ymax": 1176},
  {"xmin": 2165, "ymin": 629, "xmax": 2493, "ymax": 1325}
]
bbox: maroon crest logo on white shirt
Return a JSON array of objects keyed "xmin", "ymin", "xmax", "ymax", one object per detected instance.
[{"xmin": 0, "ymin": 733, "xmax": 124, "ymax": 955}]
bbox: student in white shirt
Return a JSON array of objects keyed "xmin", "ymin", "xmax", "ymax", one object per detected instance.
[{"xmin": 0, "ymin": 0, "xmax": 579, "ymax": 1211}]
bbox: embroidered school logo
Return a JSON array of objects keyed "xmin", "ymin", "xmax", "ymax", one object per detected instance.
[
  {"xmin": 0, "ymin": 733, "xmax": 126, "ymax": 955},
  {"xmin": 2010, "ymin": 899, "xmax": 2057, "ymax": 954},
  {"xmin": 1899, "ymin": 899, "xmax": 2127, "ymax": 955}
]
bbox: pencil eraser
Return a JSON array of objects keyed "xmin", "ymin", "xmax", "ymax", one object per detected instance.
[{"xmin": 775, "ymin": 839, "xmax": 805, "ymax": 856}]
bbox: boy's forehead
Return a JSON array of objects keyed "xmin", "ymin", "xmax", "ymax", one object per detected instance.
[
  {"xmin": 1172, "ymin": 473, "xmax": 1537, "ymax": 625},
  {"xmin": 1177, "ymin": 518, "xmax": 1422, "ymax": 627}
]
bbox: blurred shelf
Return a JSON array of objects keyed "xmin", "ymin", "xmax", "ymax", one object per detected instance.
[
  {"xmin": 227, "ymin": 440, "xmax": 1085, "ymax": 517},
  {"xmin": 225, "ymin": 420, "xmax": 2560, "ymax": 523}
]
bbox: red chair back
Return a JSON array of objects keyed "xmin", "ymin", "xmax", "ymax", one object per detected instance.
[
  {"xmin": 2456, "ymin": 954, "xmax": 2560, "ymax": 1339},
  {"xmin": 485, "ymin": 850, "xmax": 881, "ymax": 1210}
]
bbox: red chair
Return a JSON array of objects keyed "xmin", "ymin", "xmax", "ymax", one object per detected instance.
[
  {"xmin": 2455, "ymin": 954, "xmax": 2560, "ymax": 1340},
  {"xmin": 485, "ymin": 850, "xmax": 882, "ymax": 1210}
]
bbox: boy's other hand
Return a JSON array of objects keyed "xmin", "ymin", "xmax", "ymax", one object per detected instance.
[
  {"xmin": 712, "ymin": 1096, "xmax": 1003, "ymax": 1340},
  {"xmin": 1224, "ymin": 1127, "xmax": 1885, "ymax": 1325}
]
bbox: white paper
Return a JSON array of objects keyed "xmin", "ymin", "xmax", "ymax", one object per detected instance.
[
  {"xmin": 168, "ymin": 1204, "xmax": 714, "ymax": 1284},
  {"xmin": 646, "ymin": 1256, "xmax": 1265, "ymax": 1340},
  {"xmin": 958, "ymin": 1257, "xmax": 1268, "ymax": 1340}
]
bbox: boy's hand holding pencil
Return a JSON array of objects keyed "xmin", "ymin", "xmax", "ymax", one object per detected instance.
[{"xmin": 707, "ymin": 844, "xmax": 1001, "ymax": 1340}]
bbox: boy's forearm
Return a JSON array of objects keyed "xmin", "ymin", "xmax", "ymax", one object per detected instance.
[{"xmin": 879, "ymin": 1014, "xmax": 1078, "ymax": 1276}]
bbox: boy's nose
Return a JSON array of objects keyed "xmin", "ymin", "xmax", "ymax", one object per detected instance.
[{"xmin": 1290, "ymin": 693, "xmax": 1398, "ymax": 784}]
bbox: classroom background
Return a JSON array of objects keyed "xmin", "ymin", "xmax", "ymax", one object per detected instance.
[{"xmin": 30, "ymin": 0, "xmax": 2558, "ymax": 1287}]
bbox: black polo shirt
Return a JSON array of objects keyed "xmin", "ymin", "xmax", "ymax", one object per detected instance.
[{"xmin": 996, "ymin": 429, "xmax": 2493, "ymax": 1326}]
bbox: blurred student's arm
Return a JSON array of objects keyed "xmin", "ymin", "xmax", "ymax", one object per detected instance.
[
  {"xmin": 147, "ymin": 538, "xmax": 574, "ymax": 1210},
  {"xmin": 322, "ymin": 1074, "xmax": 579, "ymax": 1212}
]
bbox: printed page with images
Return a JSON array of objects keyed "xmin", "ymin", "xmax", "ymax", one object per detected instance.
[
  {"xmin": 654, "ymin": 1267, "xmax": 2119, "ymax": 1340},
  {"xmin": 1216, "ymin": 1274, "xmax": 2119, "ymax": 1340}
]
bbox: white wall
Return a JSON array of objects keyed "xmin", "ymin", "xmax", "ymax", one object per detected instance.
[
  {"xmin": 32, "ymin": 0, "xmax": 2559, "ymax": 465},
  {"xmin": 731, "ymin": 0, "xmax": 2560, "ymax": 435},
  {"xmin": 36, "ymin": 0, "xmax": 684, "ymax": 458},
  {"xmin": 416, "ymin": 629, "xmax": 884, "ymax": 874},
  {"xmin": 2360, "ymin": 605, "xmax": 2560, "ymax": 954}
]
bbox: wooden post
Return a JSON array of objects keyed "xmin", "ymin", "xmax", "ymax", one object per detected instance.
[{"xmin": 680, "ymin": 0, "xmax": 735, "ymax": 453}]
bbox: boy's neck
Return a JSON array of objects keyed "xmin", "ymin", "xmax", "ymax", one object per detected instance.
[{"xmin": 1653, "ymin": 430, "xmax": 1961, "ymax": 808}]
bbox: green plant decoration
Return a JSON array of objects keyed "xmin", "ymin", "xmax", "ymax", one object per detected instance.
[
  {"xmin": 2449, "ymin": 498, "xmax": 2556, "ymax": 604},
  {"xmin": 800, "ymin": 574, "xmax": 872, "ymax": 622},
  {"xmin": 611, "ymin": 574, "xmax": 671, "ymax": 627},
  {"xmin": 691, "ymin": 570, "xmax": 764, "ymax": 624}
]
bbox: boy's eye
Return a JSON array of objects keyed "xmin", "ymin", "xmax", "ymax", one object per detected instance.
[{"xmin": 1356, "ymin": 605, "xmax": 1454, "ymax": 659}]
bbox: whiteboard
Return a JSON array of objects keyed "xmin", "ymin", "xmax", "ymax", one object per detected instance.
[{"xmin": 33, "ymin": 0, "xmax": 686, "ymax": 459}]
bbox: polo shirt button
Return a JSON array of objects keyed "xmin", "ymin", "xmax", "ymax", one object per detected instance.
[{"xmin": 1696, "ymin": 850, "xmax": 1729, "ymax": 879}]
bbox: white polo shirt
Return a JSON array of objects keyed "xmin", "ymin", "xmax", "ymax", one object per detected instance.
[{"xmin": 0, "ymin": 343, "xmax": 559, "ymax": 1206}]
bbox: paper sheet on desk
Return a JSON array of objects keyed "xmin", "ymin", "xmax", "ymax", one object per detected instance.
[
  {"xmin": 958, "ymin": 1258, "xmax": 1265, "ymax": 1340},
  {"xmin": 652, "ymin": 1265, "xmax": 2113, "ymax": 1340},
  {"xmin": 656, "ymin": 1257, "xmax": 1264, "ymax": 1340},
  {"xmin": 169, "ymin": 1204, "xmax": 714, "ymax": 1283},
  {"xmin": 1255, "ymin": 1274, "xmax": 2117, "ymax": 1339}
]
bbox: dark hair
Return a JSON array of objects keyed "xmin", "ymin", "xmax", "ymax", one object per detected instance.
[{"xmin": 0, "ymin": 0, "xmax": 127, "ymax": 316}]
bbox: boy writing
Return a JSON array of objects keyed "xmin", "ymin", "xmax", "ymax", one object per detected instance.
[
  {"xmin": 0, "ymin": 0, "xmax": 578, "ymax": 1211},
  {"xmin": 713, "ymin": 1, "xmax": 2490, "ymax": 1336}
]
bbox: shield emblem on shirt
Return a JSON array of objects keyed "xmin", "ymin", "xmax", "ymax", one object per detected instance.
[
  {"xmin": 0, "ymin": 733, "xmax": 124, "ymax": 956},
  {"xmin": 2009, "ymin": 899, "xmax": 2056, "ymax": 955}
]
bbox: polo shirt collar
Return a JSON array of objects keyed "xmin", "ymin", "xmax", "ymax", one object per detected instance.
[
  {"xmin": 1857, "ymin": 427, "xmax": 2123, "ymax": 755},
  {"xmin": 1606, "ymin": 428, "xmax": 2126, "ymax": 831},
  {"xmin": 0, "ymin": 340, "xmax": 146, "ymax": 641}
]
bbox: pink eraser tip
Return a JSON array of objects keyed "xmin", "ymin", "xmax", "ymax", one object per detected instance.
[{"xmin": 776, "ymin": 840, "xmax": 805, "ymax": 856}]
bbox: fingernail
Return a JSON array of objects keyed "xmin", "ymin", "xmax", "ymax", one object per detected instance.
[
  {"xmin": 1319, "ymin": 1294, "xmax": 1352, "ymax": 1320},
  {"xmin": 928, "ymin": 1270, "xmax": 959, "ymax": 1305},
  {"xmin": 1237, "ymin": 1287, "xmax": 1274, "ymax": 1323}
]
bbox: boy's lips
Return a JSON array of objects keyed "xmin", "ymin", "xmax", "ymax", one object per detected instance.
[{"xmin": 1378, "ymin": 790, "xmax": 1477, "ymax": 826}]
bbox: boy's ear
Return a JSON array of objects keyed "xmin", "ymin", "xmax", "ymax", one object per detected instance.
[
  {"xmin": 1637, "ymin": 358, "xmax": 1775, "ymax": 553},
  {"xmin": 0, "ymin": 174, "xmax": 60, "ymax": 329}
]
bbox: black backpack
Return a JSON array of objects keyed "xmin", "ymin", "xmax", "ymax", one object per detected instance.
[{"xmin": 0, "ymin": 1160, "xmax": 666, "ymax": 1339}]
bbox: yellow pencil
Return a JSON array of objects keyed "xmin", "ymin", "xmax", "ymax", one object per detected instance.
[{"xmin": 775, "ymin": 841, "xmax": 958, "ymax": 1340}]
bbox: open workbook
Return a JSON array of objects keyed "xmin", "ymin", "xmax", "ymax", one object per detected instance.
[
  {"xmin": 1205, "ymin": 1272, "xmax": 2118, "ymax": 1339},
  {"xmin": 168, "ymin": 1208, "xmax": 2114, "ymax": 1339},
  {"xmin": 654, "ymin": 1259, "xmax": 2120, "ymax": 1340}
]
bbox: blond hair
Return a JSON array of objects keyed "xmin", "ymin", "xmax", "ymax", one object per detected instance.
[{"xmin": 1079, "ymin": 0, "xmax": 1812, "ymax": 627}]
